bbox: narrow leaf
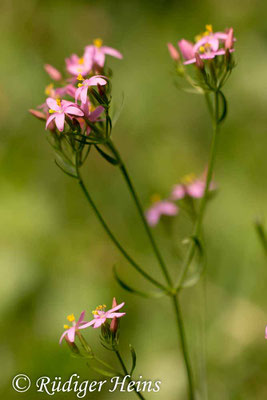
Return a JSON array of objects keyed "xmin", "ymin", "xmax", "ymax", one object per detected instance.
[
  {"xmin": 129, "ymin": 345, "xmax": 137, "ymax": 375},
  {"xmin": 95, "ymin": 145, "xmax": 119, "ymax": 165}
]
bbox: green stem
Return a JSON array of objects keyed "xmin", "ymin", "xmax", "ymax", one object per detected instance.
[
  {"xmin": 115, "ymin": 349, "xmax": 146, "ymax": 400},
  {"xmin": 177, "ymin": 90, "xmax": 220, "ymax": 288},
  {"xmin": 74, "ymin": 154, "xmax": 166, "ymax": 292},
  {"xmin": 107, "ymin": 140, "xmax": 173, "ymax": 288},
  {"xmin": 172, "ymin": 295, "xmax": 195, "ymax": 400}
]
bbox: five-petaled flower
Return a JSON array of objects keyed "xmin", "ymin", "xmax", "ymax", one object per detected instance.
[
  {"xmin": 178, "ymin": 25, "xmax": 235, "ymax": 65},
  {"xmin": 65, "ymin": 53, "xmax": 93, "ymax": 77},
  {"xmin": 85, "ymin": 38, "xmax": 123, "ymax": 69},
  {"xmin": 82, "ymin": 302, "xmax": 126, "ymax": 329},
  {"xmin": 145, "ymin": 194, "xmax": 179, "ymax": 227},
  {"xmin": 46, "ymin": 98, "xmax": 84, "ymax": 132},
  {"xmin": 75, "ymin": 75, "xmax": 107, "ymax": 104},
  {"xmin": 59, "ymin": 311, "xmax": 89, "ymax": 344}
]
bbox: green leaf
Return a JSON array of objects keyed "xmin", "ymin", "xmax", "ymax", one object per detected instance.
[
  {"xmin": 129, "ymin": 345, "xmax": 137, "ymax": 375},
  {"xmin": 113, "ymin": 266, "xmax": 166, "ymax": 298},
  {"xmin": 95, "ymin": 145, "xmax": 119, "ymax": 165}
]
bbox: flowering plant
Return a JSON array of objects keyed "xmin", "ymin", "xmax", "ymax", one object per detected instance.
[{"xmin": 30, "ymin": 29, "xmax": 237, "ymax": 399}]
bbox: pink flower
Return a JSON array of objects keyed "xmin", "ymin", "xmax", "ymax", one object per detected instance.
[
  {"xmin": 167, "ymin": 43, "xmax": 180, "ymax": 61},
  {"xmin": 145, "ymin": 196, "xmax": 179, "ymax": 227},
  {"xmin": 80, "ymin": 98, "xmax": 105, "ymax": 135},
  {"xmin": 29, "ymin": 109, "xmax": 46, "ymax": 121},
  {"xmin": 59, "ymin": 311, "xmax": 89, "ymax": 344},
  {"xmin": 265, "ymin": 326, "xmax": 267, "ymax": 339},
  {"xmin": 171, "ymin": 173, "xmax": 216, "ymax": 200},
  {"xmin": 81, "ymin": 302, "xmax": 126, "ymax": 329},
  {"xmin": 65, "ymin": 53, "xmax": 93, "ymax": 77},
  {"xmin": 75, "ymin": 75, "xmax": 107, "ymax": 104},
  {"xmin": 46, "ymin": 98, "xmax": 84, "ymax": 132},
  {"xmin": 85, "ymin": 38, "xmax": 123, "ymax": 69},
  {"xmin": 179, "ymin": 25, "xmax": 235, "ymax": 65},
  {"xmin": 44, "ymin": 64, "xmax": 62, "ymax": 81}
]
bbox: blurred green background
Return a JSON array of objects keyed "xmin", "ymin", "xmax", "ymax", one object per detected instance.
[{"xmin": 1, "ymin": 0, "xmax": 267, "ymax": 399}]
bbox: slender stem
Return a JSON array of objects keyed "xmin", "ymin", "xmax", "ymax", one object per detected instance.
[
  {"xmin": 177, "ymin": 90, "xmax": 220, "ymax": 288},
  {"xmin": 74, "ymin": 154, "xmax": 166, "ymax": 292},
  {"xmin": 107, "ymin": 140, "xmax": 173, "ymax": 288},
  {"xmin": 115, "ymin": 349, "xmax": 146, "ymax": 400},
  {"xmin": 172, "ymin": 295, "xmax": 195, "ymax": 400}
]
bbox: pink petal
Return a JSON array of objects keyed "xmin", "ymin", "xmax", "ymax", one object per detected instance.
[
  {"xmin": 158, "ymin": 201, "xmax": 178, "ymax": 216},
  {"xmin": 46, "ymin": 97, "xmax": 60, "ymax": 111},
  {"xmin": 79, "ymin": 319, "xmax": 96, "ymax": 330},
  {"xmin": 55, "ymin": 113, "xmax": 65, "ymax": 132},
  {"xmin": 75, "ymin": 86, "xmax": 83, "ymax": 103},
  {"xmin": 171, "ymin": 184, "xmax": 186, "ymax": 200},
  {"xmin": 93, "ymin": 318, "xmax": 105, "ymax": 328},
  {"xmin": 65, "ymin": 106, "xmax": 84, "ymax": 116},
  {"xmin": 93, "ymin": 48, "xmax": 105, "ymax": 67},
  {"xmin": 77, "ymin": 311, "xmax": 86, "ymax": 325},
  {"xmin": 89, "ymin": 106, "xmax": 104, "ymax": 121},
  {"xmin": 87, "ymin": 76, "xmax": 107, "ymax": 87},
  {"xmin": 186, "ymin": 181, "xmax": 205, "ymax": 198},
  {"xmin": 45, "ymin": 114, "xmax": 56, "ymax": 129},
  {"xmin": 67, "ymin": 326, "xmax": 76, "ymax": 342},
  {"xmin": 80, "ymin": 86, "xmax": 88, "ymax": 104},
  {"xmin": 178, "ymin": 39, "xmax": 194, "ymax": 60},
  {"xmin": 146, "ymin": 208, "xmax": 160, "ymax": 227},
  {"xmin": 102, "ymin": 46, "xmax": 123, "ymax": 59},
  {"xmin": 108, "ymin": 302, "xmax": 125, "ymax": 313},
  {"xmin": 59, "ymin": 330, "xmax": 68, "ymax": 344},
  {"xmin": 107, "ymin": 312, "xmax": 126, "ymax": 318}
]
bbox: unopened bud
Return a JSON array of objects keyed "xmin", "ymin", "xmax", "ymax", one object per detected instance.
[
  {"xmin": 167, "ymin": 43, "xmax": 180, "ymax": 62},
  {"xmin": 110, "ymin": 297, "xmax": 118, "ymax": 334},
  {"xmin": 225, "ymin": 28, "xmax": 234, "ymax": 50},
  {"xmin": 195, "ymin": 53, "xmax": 204, "ymax": 70},
  {"xmin": 44, "ymin": 64, "xmax": 62, "ymax": 81},
  {"xmin": 29, "ymin": 109, "xmax": 46, "ymax": 121}
]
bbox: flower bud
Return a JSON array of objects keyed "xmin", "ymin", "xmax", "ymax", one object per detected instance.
[
  {"xmin": 225, "ymin": 28, "xmax": 234, "ymax": 50},
  {"xmin": 195, "ymin": 53, "xmax": 204, "ymax": 70},
  {"xmin": 167, "ymin": 43, "xmax": 180, "ymax": 62},
  {"xmin": 44, "ymin": 64, "xmax": 62, "ymax": 81},
  {"xmin": 110, "ymin": 297, "xmax": 119, "ymax": 334},
  {"xmin": 29, "ymin": 109, "xmax": 46, "ymax": 121}
]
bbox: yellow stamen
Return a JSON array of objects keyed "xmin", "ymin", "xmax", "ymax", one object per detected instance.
[
  {"xmin": 56, "ymin": 98, "xmax": 61, "ymax": 107},
  {"xmin": 199, "ymin": 46, "xmax": 205, "ymax": 53},
  {"xmin": 77, "ymin": 83, "xmax": 83, "ymax": 88},
  {"xmin": 150, "ymin": 193, "xmax": 161, "ymax": 203},
  {"xmin": 45, "ymin": 83, "xmax": 54, "ymax": 96},
  {"xmin": 49, "ymin": 109, "xmax": 56, "ymax": 114},
  {"xmin": 64, "ymin": 324, "xmax": 70, "ymax": 329},
  {"xmin": 205, "ymin": 24, "xmax": 213, "ymax": 33},
  {"xmin": 67, "ymin": 314, "xmax": 75, "ymax": 322},
  {"xmin": 92, "ymin": 304, "xmax": 106, "ymax": 315},
  {"xmin": 181, "ymin": 173, "xmax": 196, "ymax": 185},
  {"xmin": 78, "ymin": 57, "xmax": 84, "ymax": 65},
  {"xmin": 77, "ymin": 74, "xmax": 84, "ymax": 81},
  {"xmin": 93, "ymin": 38, "xmax": 103, "ymax": 48}
]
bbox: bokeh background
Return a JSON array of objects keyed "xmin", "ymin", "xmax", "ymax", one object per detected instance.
[{"xmin": 1, "ymin": 0, "xmax": 267, "ymax": 399}]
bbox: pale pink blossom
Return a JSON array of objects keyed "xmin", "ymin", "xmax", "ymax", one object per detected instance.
[
  {"xmin": 44, "ymin": 64, "xmax": 62, "ymax": 81},
  {"xmin": 66, "ymin": 53, "xmax": 93, "ymax": 77},
  {"xmin": 75, "ymin": 75, "xmax": 107, "ymax": 104},
  {"xmin": 167, "ymin": 43, "xmax": 180, "ymax": 61},
  {"xmin": 171, "ymin": 173, "xmax": 216, "ymax": 200},
  {"xmin": 81, "ymin": 302, "xmax": 126, "ymax": 329},
  {"xmin": 46, "ymin": 98, "xmax": 84, "ymax": 132},
  {"xmin": 265, "ymin": 326, "xmax": 267, "ymax": 339},
  {"xmin": 145, "ymin": 198, "xmax": 179, "ymax": 227},
  {"xmin": 59, "ymin": 311, "xmax": 89, "ymax": 344},
  {"xmin": 85, "ymin": 39, "xmax": 123, "ymax": 69},
  {"xmin": 178, "ymin": 26, "xmax": 235, "ymax": 65}
]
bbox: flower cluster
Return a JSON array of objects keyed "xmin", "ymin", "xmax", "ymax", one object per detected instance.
[
  {"xmin": 167, "ymin": 25, "xmax": 235, "ymax": 93},
  {"xmin": 145, "ymin": 172, "xmax": 215, "ymax": 227},
  {"xmin": 30, "ymin": 39, "xmax": 122, "ymax": 137},
  {"xmin": 60, "ymin": 299, "xmax": 125, "ymax": 345}
]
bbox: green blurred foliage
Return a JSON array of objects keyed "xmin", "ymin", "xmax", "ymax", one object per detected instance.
[{"xmin": 0, "ymin": 0, "xmax": 267, "ymax": 398}]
